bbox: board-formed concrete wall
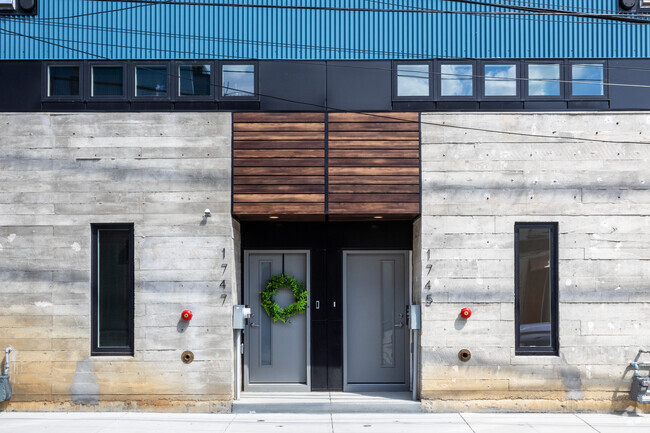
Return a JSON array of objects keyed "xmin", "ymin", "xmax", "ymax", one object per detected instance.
[
  {"xmin": 419, "ymin": 113, "xmax": 650, "ymax": 412},
  {"xmin": 0, "ymin": 113, "xmax": 237, "ymax": 412}
]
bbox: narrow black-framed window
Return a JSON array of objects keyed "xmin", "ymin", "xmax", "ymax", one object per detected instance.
[
  {"xmin": 219, "ymin": 62, "xmax": 258, "ymax": 100},
  {"xmin": 569, "ymin": 61, "xmax": 607, "ymax": 98},
  {"xmin": 515, "ymin": 223, "xmax": 559, "ymax": 356},
  {"xmin": 91, "ymin": 224, "xmax": 134, "ymax": 356},
  {"xmin": 437, "ymin": 62, "xmax": 475, "ymax": 99},
  {"xmin": 176, "ymin": 61, "xmax": 213, "ymax": 99},
  {"xmin": 44, "ymin": 64, "xmax": 82, "ymax": 99},
  {"xmin": 392, "ymin": 61, "xmax": 432, "ymax": 100}
]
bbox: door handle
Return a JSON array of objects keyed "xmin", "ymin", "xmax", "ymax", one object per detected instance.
[
  {"xmin": 249, "ymin": 322, "xmax": 259, "ymax": 328},
  {"xmin": 394, "ymin": 322, "xmax": 404, "ymax": 328}
]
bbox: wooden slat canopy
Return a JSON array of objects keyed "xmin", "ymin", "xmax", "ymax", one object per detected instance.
[
  {"xmin": 232, "ymin": 112, "xmax": 420, "ymax": 221},
  {"xmin": 328, "ymin": 112, "xmax": 420, "ymax": 219},
  {"xmin": 233, "ymin": 113, "xmax": 326, "ymax": 219}
]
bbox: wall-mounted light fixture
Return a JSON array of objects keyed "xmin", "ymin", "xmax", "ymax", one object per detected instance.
[
  {"xmin": 269, "ymin": 216, "xmax": 279, "ymax": 219},
  {"xmin": 204, "ymin": 209, "xmax": 211, "ymax": 217}
]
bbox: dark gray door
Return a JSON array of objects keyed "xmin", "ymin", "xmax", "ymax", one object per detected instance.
[
  {"xmin": 344, "ymin": 252, "xmax": 409, "ymax": 391},
  {"xmin": 245, "ymin": 252, "xmax": 309, "ymax": 390}
]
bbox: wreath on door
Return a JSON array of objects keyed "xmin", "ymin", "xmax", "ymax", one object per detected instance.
[{"xmin": 261, "ymin": 273, "xmax": 308, "ymax": 323}]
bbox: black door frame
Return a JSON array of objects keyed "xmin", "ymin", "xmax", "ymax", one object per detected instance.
[{"xmin": 240, "ymin": 221, "xmax": 413, "ymax": 391}]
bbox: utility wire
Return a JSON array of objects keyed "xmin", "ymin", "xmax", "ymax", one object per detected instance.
[
  {"xmin": 84, "ymin": 0, "xmax": 650, "ymax": 24},
  {"xmin": 6, "ymin": 17, "xmax": 650, "ymax": 82},
  {"xmin": 2, "ymin": 25, "xmax": 649, "ymax": 147}
]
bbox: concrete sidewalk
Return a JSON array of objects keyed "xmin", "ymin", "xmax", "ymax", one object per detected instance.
[{"xmin": 1, "ymin": 411, "xmax": 649, "ymax": 433}]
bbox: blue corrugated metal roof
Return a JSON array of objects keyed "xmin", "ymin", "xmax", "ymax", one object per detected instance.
[{"xmin": 0, "ymin": 0, "xmax": 648, "ymax": 60}]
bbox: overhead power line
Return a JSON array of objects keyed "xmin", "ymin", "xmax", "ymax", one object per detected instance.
[
  {"xmin": 83, "ymin": 0, "xmax": 650, "ymax": 24},
  {"xmin": 6, "ymin": 16, "xmax": 650, "ymax": 79},
  {"xmin": 2, "ymin": 24, "xmax": 650, "ymax": 147}
]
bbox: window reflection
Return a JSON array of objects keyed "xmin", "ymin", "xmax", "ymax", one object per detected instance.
[
  {"xmin": 48, "ymin": 66, "xmax": 80, "ymax": 97},
  {"xmin": 397, "ymin": 64, "xmax": 430, "ymax": 97},
  {"xmin": 135, "ymin": 65, "xmax": 168, "ymax": 97},
  {"xmin": 484, "ymin": 64, "xmax": 517, "ymax": 96},
  {"xmin": 572, "ymin": 64, "xmax": 604, "ymax": 96},
  {"xmin": 179, "ymin": 65, "xmax": 211, "ymax": 96},
  {"xmin": 517, "ymin": 228, "xmax": 552, "ymax": 348},
  {"xmin": 92, "ymin": 66, "xmax": 123, "ymax": 97},
  {"xmin": 222, "ymin": 64, "xmax": 255, "ymax": 97},
  {"xmin": 528, "ymin": 64, "xmax": 560, "ymax": 96},
  {"xmin": 440, "ymin": 64, "xmax": 473, "ymax": 96}
]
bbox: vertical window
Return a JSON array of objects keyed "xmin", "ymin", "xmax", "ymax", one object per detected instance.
[
  {"xmin": 91, "ymin": 224, "xmax": 134, "ymax": 356},
  {"xmin": 92, "ymin": 65, "xmax": 124, "ymax": 97},
  {"xmin": 528, "ymin": 64, "xmax": 561, "ymax": 97},
  {"xmin": 396, "ymin": 64, "xmax": 430, "ymax": 97},
  {"xmin": 484, "ymin": 64, "xmax": 517, "ymax": 97},
  {"xmin": 178, "ymin": 64, "xmax": 212, "ymax": 97},
  {"xmin": 135, "ymin": 65, "xmax": 168, "ymax": 97},
  {"xmin": 221, "ymin": 64, "xmax": 255, "ymax": 97},
  {"xmin": 48, "ymin": 66, "xmax": 80, "ymax": 97},
  {"xmin": 440, "ymin": 64, "xmax": 473, "ymax": 97},
  {"xmin": 571, "ymin": 64, "xmax": 604, "ymax": 96},
  {"xmin": 515, "ymin": 223, "xmax": 558, "ymax": 355}
]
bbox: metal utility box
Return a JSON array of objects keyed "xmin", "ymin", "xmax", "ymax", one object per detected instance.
[
  {"xmin": 409, "ymin": 305, "xmax": 421, "ymax": 330},
  {"xmin": 233, "ymin": 305, "xmax": 252, "ymax": 330},
  {"xmin": 631, "ymin": 349, "xmax": 650, "ymax": 404}
]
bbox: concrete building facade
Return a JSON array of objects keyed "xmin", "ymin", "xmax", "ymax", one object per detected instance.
[{"xmin": 1, "ymin": 0, "xmax": 650, "ymax": 414}]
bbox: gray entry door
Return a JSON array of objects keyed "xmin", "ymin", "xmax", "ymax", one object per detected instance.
[
  {"xmin": 244, "ymin": 252, "xmax": 309, "ymax": 391},
  {"xmin": 344, "ymin": 252, "xmax": 409, "ymax": 391}
]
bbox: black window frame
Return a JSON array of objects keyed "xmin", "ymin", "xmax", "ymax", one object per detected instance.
[
  {"xmin": 568, "ymin": 60, "xmax": 608, "ymax": 100},
  {"xmin": 436, "ymin": 61, "xmax": 476, "ymax": 100},
  {"xmin": 174, "ymin": 60, "xmax": 215, "ymax": 100},
  {"xmin": 218, "ymin": 61, "xmax": 259, "ymax": 101},
  {"xmin": 43, "ymin": 62, "xmax": 83, "ymax": 101},
  {"xmin": 132, "ymin": 61, "xmax": 173, "ymax": 100},
  {"xmin": 391, "ymin": 60, "xmax": 433, "ymax": 101},
  {"xmin": 523, "ymin": 60, "xmax": 566, "ymax": 100},
  {"xmin": 479, "ymin": 60, "xmax": 522, "ymax": 101},
  {"xmin": 88, "ymin": 61, "xmax": 128, "ymax": 100},
  {"xmin": 514, "ymin": 222, "xmax": 559, "ymax": 356},
  {"xmin": 91, "ymin": 223, "xmax": 135, "ymax": 356}
]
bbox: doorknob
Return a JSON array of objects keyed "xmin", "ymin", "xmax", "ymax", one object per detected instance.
[
  {"xmin": 394, "ymin": 322, "xmax": 404, "ymax": 328},
  {"xmin": 249, "ymin": 322, "xmax": 259, "ymax": 328}
]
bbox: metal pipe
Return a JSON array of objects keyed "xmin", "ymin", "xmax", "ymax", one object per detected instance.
[{"xmin": 3, "ymin": 348, "xmax": 10, "ymax": 376}]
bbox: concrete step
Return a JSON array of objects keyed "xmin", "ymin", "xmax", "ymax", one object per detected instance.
[{"xmin": 233, "ymin": 391, "xmax": 422, "ymax": 414}]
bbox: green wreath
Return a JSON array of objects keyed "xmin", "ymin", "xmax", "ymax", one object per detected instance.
[{"xmin": 261, "ymin": 273, "xmax": 308, "ymax": 323}]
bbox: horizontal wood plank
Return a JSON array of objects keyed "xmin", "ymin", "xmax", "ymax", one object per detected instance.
[
  {"xmin": 234, "ymin": 113, "xmax": 325, "ymax": 123},
  {"xmin": 234, "ymin": 184, "xmax": 325, "ymax": 194},
  {"xmin": 328, "ymin": 202, "xmax": 420, "ymax": 214},
  {"xmin": 329, "ymin": 184, "xmax": 419, "ymax": 194},
  {"xmin": 328, "ymin": 140, "xmax": 419, "ymax": 149},
  {"xmin": 328, "ymin": 112, "xmax": 419, "ymax": 123},
  {"xmin": 328, "ymin": 175, "xmax": 419, "ymax": 185},
  {"xmin": 329, "ymin": 158, "xmax": 419, "ymax": 167},
  {"xmin": 328, "ymin": 131, "xmax": 419, "ymax": 140},
  {"xmin": 233, "ymin": 203, "xmax": 325, "ymax": 214},
  {"xmin": 234, "ymin": 176, "xmax": 325, "ymax": 185},
  {"xmin": 234, "ymin": 132, "xmax": 325, "ymax": 141},
  {"xmin": 234, "ymin": 149, "xmax": 325, "ymax": 158},
  {"xmin": 329, "ymin": 167, "xmax": 419, "ymax": 176},
  {"xmin": 234, "ymin": 158, "xmax": 325, "ymax": 167},
  {"xmin": 232, "ymin": 141, "xmax": 325, "ymax": 149},
  {"xmin": 234, "ymin": 194, "xmax": 324, "ymax": 203},
  {"xmin": 329, "ymin": 149, "xmax": 419, "ymax": 158},
  {"xmin": 328, "ymin": 122, "xmax": 419, "ymax": 132},
  {"xmin": 233, "ymin": 122, "xmax": 325, "ymax": 132},
  {"xmin": 235, "ymin": 167, "xmax": 324, "ymax": 176},
  {"xmin": 329, "ymin": 193, "xmax": 420, "ymax": 203}
]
